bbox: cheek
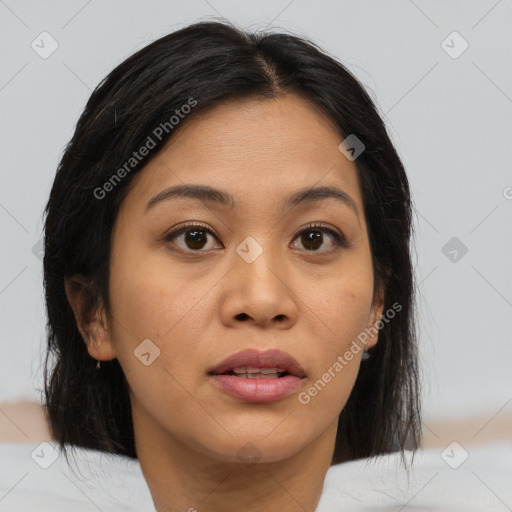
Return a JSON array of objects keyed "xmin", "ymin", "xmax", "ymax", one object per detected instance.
[
  {"xmin": 294, "ymin": 253, "xmax": 374, "ymax": 409},
  {"xmin": 295, "ymin": 292, "xmax": 372, "ymax": 434},
  {"xmin": 109, "ymin": 264, "xmax": 196, "ymax": 346},
  {"xmin": 106, "ymin": 268, "xmax": 209, "ymax": 432},
  {"xmin": 107, "ymin": 246, "xmax": 219, "ymax": 386},
  {"xmin": 304, "ymin": 254, "xmax": 375, "ymax": 350}
]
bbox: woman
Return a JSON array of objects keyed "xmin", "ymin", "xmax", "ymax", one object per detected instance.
[{"xmin": 43, "ymin": 20, "xmax": 421, "ymax": 511}]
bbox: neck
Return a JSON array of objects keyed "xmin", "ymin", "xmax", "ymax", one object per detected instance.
[{"xmin": 133, "ymin": 412, "xmax": 338, "ymax": 512}]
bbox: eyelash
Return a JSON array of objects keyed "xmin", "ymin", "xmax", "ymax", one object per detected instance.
[{"xmin": 161, "ymin": 221, "xmax": 348, "ymax": 255}]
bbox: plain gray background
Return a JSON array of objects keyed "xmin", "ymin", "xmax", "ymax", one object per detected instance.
[{"xmin": 1, "ymin": 0, "xmax": 511, "ymax": 427}]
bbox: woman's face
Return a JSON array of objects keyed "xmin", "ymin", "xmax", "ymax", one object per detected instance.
[{"xmin": 100, "ymin": 94, "xmax": 384, "ymax": 463}]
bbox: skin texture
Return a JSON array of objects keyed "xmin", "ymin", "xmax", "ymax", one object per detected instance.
[{"xmin": 65, "ymin": 94, "xmax": 384, "ymax": 512}]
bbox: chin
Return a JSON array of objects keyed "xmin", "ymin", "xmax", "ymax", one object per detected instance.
[{"xmin": 202, "ymin": 433, "xmax": 309, "ymax": 466}]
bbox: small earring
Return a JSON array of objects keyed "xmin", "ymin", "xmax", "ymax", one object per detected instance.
[
  {"xmin": 362, "ymin": 350, "xmax": 370, "ymax": 361},
  {"xmin": 96, "ymin": 360, "xmax": 101, "ymax": 370}
]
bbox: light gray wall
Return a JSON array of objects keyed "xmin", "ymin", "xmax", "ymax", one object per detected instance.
[{"xmin": 1, "ymin": 0, "xmax": 511, "ymax": 425}]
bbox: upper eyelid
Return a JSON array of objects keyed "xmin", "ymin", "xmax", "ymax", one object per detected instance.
[
  {"xmin": 291, "ymin": 222, "xmax": 342, "ymax": 239},
  {"xmin": 163, "ymin": 222, "xmax": 218, "ymax": 241}
]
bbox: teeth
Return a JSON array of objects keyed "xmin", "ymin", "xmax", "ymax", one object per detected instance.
[
  {"xmin": 238, "ymin": 373, "xmax": 280, "ymax": 379},
  {"xmin": 221, "ymin": 367, "xmax": 289, "ymax": 378},
  {"xmin": 233, "ymin": 367, "xmax": 286, "ymax": 374}
]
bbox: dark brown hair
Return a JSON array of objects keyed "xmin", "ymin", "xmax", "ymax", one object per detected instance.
[{"xmin": 42, "ymin": 19, "xmax": 421, "ymax": 467}]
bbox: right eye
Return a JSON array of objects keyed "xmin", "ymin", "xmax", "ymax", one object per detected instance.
[{"xmin": 162, "ymin": 222, "xmax": 223, "ymax": 252}]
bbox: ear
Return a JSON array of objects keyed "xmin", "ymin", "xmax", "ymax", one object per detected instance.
[
  {"xmin": 365, "ymin": 283, "xmax": 386, "ymax": 351},
  {"xmin": 64, "ymin": 274, "xmax": 116, "ymax": 362}
]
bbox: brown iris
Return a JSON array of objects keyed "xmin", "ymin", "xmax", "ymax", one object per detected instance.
[
  {"xmin": 185, "ymin": 229, "xmax": 208, "ymax": 250},
  {"xmin": 301, "ymin": 230, "xmax": 323, "ymax": 250}
]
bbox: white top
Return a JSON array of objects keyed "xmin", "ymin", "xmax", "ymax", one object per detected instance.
[{"xmin": 0, "ymin": 441, "xmax": 511, "ymax": 511}]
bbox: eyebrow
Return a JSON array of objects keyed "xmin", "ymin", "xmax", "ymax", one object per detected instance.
[{"xmin": 145, "ymin": 183, "xmax": 360, "ymax": 221}]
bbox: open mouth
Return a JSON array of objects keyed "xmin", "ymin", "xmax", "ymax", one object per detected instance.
[
  {"xmin": 208, "ymin": 348, "xmax": 307, "ymax": 380},
  {"xmin": 207, "ymin": 348, "xmax": 306, "ymax": 401},
  {"xmin": 215, "ymin": 368, "xmax": 292, "ymax": 379}
]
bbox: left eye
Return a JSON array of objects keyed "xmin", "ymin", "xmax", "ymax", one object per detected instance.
[
  {"xmin": 163, "ymin": 223, "xmax": 346, "ymax": 253},
  {"xmin": 290, "ymin": 224, "xmax": 347, "ymax": 253}
]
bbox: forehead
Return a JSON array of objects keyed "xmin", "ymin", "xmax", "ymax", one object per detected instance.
[{"xmin": 121, "ymin": 94, "xmax": 364, "ymax": 218}]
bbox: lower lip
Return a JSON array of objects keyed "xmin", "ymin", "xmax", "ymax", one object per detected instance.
[{"xmin": 209, "ymin": 374, "xmax": 304, "ymax": 403}]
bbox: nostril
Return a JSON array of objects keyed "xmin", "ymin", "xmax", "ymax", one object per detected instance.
[{"xmin": 235, "ymin": 313, "xmax": 249, "ymax": 321}]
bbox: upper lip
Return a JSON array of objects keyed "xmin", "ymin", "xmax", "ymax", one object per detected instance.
[{"xmin": 208, "ymin": 349, "xmax": 306, "ymax": 378}]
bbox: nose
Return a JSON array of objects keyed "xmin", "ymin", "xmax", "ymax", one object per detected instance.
[{"xmin": 219, "ymin": 245, "xmax": 299, "ymax": 329}]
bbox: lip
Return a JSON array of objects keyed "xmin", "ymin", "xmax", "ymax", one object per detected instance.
[
  {"xmin": 209, "ymin": 374, "xmax": 304, "ymax": 403},
  {"xmin": 208, "ymin": 348, "xmax": 306, "ymax": 403}
]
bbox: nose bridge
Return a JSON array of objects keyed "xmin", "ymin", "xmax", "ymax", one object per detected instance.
[
  {"xmin": 234, "ymin": 233, "xmax": 280, "ymax": 289},
  {"xmin": 225, "ymin": 233, "xmax": 296, "ymax": 326}
]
